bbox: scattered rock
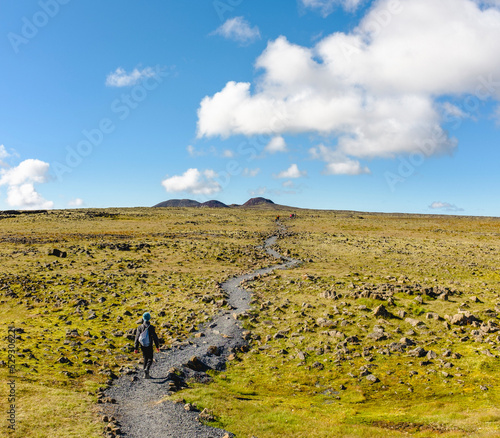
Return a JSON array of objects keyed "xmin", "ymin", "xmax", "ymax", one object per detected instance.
[
  {"xmin": 197, "ymin": 408, "xmax": 216, "ymax": 423},
  {"xmin": 312, "ymin": 362, "xmax": 324, "ymax": 370},
  {"xmin": 48, "ymin": 248, "xmax": 67, "ymax": 258},
  {"xmin": 366, "ymin": 374, "xmax": 380, "ymax": 383},
  {"xmin": 405, "ymin": 318, "xmax": 426, "ymax": 328},
  {"xmin": 426, "ymin": 350, "xmax": 437, "ymax": 360},
  {"xmin": 184, "ymin": 356, "xmax": 208, "ymax": 372},
  {"xmin": 184, "ymin": 403, "xmax": 197, "ymax": 412},
  {"xmin": 373, "ymin": 305, "xmax": 393, "ymax": 319},
  {"xmin": 408, "ymin": 347, "xmax": 427, "ymax": 358}
]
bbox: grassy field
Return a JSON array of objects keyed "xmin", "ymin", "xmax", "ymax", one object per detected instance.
[{"xmin": 1, "ymin": 207, "xmax": 500, "ymax": 437}]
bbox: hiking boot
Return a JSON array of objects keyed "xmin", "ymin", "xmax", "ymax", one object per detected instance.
[{"xmin": 144, "ymin": 370, "xmax": 150, "ymax": 379}]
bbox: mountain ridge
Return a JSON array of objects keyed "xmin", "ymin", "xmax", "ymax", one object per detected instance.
[{"xmin": 153, "ymin": 197, "xmax": 278, "ymax": 209}]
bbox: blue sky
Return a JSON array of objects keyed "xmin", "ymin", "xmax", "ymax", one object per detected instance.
[{"xmin": 1, "ymin": 0, "xmax": 500, "ymax": 215}]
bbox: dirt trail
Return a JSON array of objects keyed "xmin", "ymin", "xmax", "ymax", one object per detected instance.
[{"xmin": 103, "ymin": 230, "xmax": 300, "ymax": 437}]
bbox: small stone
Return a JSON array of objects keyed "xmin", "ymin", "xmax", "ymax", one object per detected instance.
[
  {"xmin": 373, "ymin": 305, "xmax": 393, "ymax": 319},
  {"xmin": 366, "ymin": 374, "xmax": 379, "ymax": 383},
  {"xmin": 405, "ymin": 318, "xmax": 425, "ymax": 328},
  {"xmin": 207, "ymin": 345, "xmax": 220, "ymax": 356},
  {"xmin": 408, "ymin": 347, "xmax": 427, "ymax": 358},
  {"xmin": 426, "ymin": 350, "xmax": 437, "ymax": 360}
]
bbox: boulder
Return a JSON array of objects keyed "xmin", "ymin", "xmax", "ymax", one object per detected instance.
[
  {"xmin": 184, "ymin": 356, "xmax": 208, "ymax": 372},
  {"xmin": 48, "ymin": 248, "xmax": 67, "ymax": 258},
  {"xmin": 373, "ymin": 305, "xmax": 393, "ymax": 319},
  {"xmin": 408, "ymin": 347, "xmax": 427, "ymax": 357},
  {"xmin": 405, "ymin": 318, "xmax": 426, "ymax": 328}
]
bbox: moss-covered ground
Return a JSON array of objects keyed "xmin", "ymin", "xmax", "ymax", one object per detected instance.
[{"xmin": 1, "ymin": 208, "xmax": 499, "ymax": 437}]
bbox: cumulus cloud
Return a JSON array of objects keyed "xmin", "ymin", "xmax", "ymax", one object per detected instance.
[
  {"xmin": 212, "ymin": 17, "xmax": 261, "ymax": 45},
  {"xmin": 265, "ymin": 136, "xmax": 288, "ymax": 154},
  {"xmin": 429, "ymin": 201, "xmax": 464, "ymax": 212},
  {"xmin": 198, "ymin": 0, "xmax": 500, "ymax": 173},
  {"xmin": 0, "ymin": 159, "xmax": 53, "ymax": 209},
  {"xmin": 275, "ymin": 164, "xmax": 307, "ymax": 179},
  {"xmin": 310, "ymin": 144, "xmax": 370, "ymax": 175},
  {"xmin": 106, "ymin": 67, "xmax": 156, "ymax": 87},
  {"xmin": 68, "ymin": 198, "xmax": 84, "ymax": 207},
  {"xmin": 301, "ymin": 0, "xmax": 364, "ymax": 15},
  {"xmin": 161, "ymin": 168, "xmax": 222, "ymax": 195},
  {"xmin": 0, "ymin": 159, "xmax": 51, "ymax": 186}
]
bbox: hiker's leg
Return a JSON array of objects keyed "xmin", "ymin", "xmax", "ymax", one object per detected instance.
[
  {"xmin": 144, "ymin": 346, "xmax": 154, "ymax": 371},
  {"xmin": 140, "ymin": 346, "xmax": 149, "ymax": 369}
]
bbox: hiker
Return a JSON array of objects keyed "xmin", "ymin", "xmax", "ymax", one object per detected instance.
[{"xmin": 134, "ymin": 312, "xmax": 160, "ymax": 379}]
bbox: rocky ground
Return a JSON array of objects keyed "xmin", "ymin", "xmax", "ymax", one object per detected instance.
[
  {"xmin": 102, "ymin": 233, "xmax": 300, "ymax": 438},
  {"xmin": 1, "ymin": 209, "xmax": 499, "ymax": 437}
]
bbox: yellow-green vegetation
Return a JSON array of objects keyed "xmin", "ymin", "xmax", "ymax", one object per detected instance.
[
  {"xmin": 1, "ymin": 208, "xmax": 500, "ymax": 437},
  {"xmin": 179, "ymin": 211, "xmax": 500, "ymax": 437},
  {"xmin": 0, "ymin": 207, "xmax": 278, "ymax": 437}
]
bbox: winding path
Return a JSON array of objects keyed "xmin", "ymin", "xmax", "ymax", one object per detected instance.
[{"xmin": 104, "ymin": 231, "xmax": 300, "ymax": 437}]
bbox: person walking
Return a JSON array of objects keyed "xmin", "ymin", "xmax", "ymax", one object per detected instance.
[{"xmin": 134, "ymin": 312, "xmax": 160, "ymax": 379}]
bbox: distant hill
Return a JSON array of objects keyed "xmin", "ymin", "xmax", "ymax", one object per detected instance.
[
  {"xmin": 153, "ymin": 197, "xmax": 289, "ymax": 209},
  {"xmin": 242, "ymin": 197, "xmax": 275, "ymax": 207},
  {"xmin": 200, "ymin": 200, "xmax": 229, "ymax": 208},
  {"xmin": 153, "ymin": 199, "xmax": 201, "ymax": 208}
]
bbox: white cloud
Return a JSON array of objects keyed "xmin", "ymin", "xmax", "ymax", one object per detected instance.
[
  {"xmin": 282, "ymin": 180, "xmax": 295, "ymax": 188},
  {"xmin": 275, "ymin": 164, "xmax": 307, "ymax": 179},
  {"xmin": 68, "ymin": 198, "xmax": 84, "ymax": 207},
  {"xmin": 310, "ymin": 144, "xmax": 371, "ymax": 175},
  {"xmin": 441, "ymin": 102, "xmax": 471, "ymax": 120},
  {"xmin": 186, "ymin": 144, "xmax": 217, "ymax": 157},
  {"xmin": 0, "ymin": 159, "xmax": 50, "ymax": 186},
  {"xmin": 212, "ymin": 17, "xmax": 261, "ymax": 45},
  {"xmin": 5, "ymin": 184, "xmax": 53, "ymax": 209},
  {"xmin": 161, "ymin": 168, "xmax": 222, "ymax": 195},
  {"xmin": 222, "ymin": 149, "xmax": 234, "ymax": 158},
  {"xmin": 198, "ymin": 0, "xmax": 500, "ymax": 171},
  {"xmin": 106, "ymin": 67, "xmax": 156, "ymax": 87},
  {"xmin": 243, "ymin": 167, "xmax": 260, "ymax": 177},
  {"xmin": 0, "ymin": 159, "xmax": 53, "ymax": 209},
  {"xmin": 249, "ymin": 186, "xmax": 267, "ymax": 197},
  {"xmin": 301, "ymin": 0, "xmax": 364, "ymax": 16},
  {"xmin": 0, "ymin": 145, "xmax": 10, "ymax": 167},
  {"xmin": 429, "ymin": 201, "xmax": 464, "ymax": 212},
  {"xmin": 265, "ymin": 136, "xmax": 288, "ymax": 154}
]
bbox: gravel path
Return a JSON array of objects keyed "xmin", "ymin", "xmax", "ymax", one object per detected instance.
[{"xmin": 103, "ymin": 231, "xmax": 300, "ymax": 438}]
